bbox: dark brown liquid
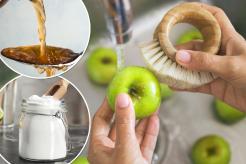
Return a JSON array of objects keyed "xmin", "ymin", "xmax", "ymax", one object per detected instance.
[
  {"xmin": 1, "ymin": 0, "xmax": 78, "ymax": 70},
  {"xmin": 1, "ymin": 45, "xmax": 78, "ymax": 65},
  {"xmin": 35, "ymin": 65, "xmax": 68, "ymax": 77},
  {"xmin": 0, "ymin": 0, "xmax": 8, "ymax": 7}
]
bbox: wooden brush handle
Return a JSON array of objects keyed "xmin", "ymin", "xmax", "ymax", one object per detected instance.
[
  {"xmin": 45, "ymin": 79, "xmax": 69, "ymax": 100},
  {"xmin": 155, "ymin": 3, "xmax": 221, "ymax": 61}
]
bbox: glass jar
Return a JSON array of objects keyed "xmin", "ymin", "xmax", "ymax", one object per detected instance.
[{"xmin": 18, "ymin": 98, "xmax": 68, "ymax": 162}]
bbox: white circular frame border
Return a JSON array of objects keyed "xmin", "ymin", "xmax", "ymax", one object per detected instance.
[
  {"xmin": 0, "ymin": 75, "xmax": 91, "ymax": 164},
  {"xmin": 0, "ymin": 0, "xmax": 91, "ymax": 80}
]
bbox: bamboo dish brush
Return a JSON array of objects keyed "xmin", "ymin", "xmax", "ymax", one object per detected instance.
[{"xmin": 140, "ymin": 3, "xmax": 221, "ymax": 89}]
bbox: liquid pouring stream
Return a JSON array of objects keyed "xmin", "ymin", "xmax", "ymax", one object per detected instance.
[{"xmin": 0, "ymin": 0, "xmax": 83, "ymax": 76}]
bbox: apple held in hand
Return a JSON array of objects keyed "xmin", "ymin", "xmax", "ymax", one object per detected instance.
[
  {"xmin": 214, "ymin": 99, "xmax": 245, "ymax": 124},
  {"xmin": 177, "ymin": 29, "xmax": 203, "ymax": 45},
  {"xmin": 107, "ymin": 66, "xmax": 161, "ymax": 119},
  {"xmin": 191, "ymin": 135, "xmax": 231, "ymax": 164},
  {"xmin": 72, "ymin": 156, "xmax": 89, "ymax": 164},
  {"xmin": 86, "ymin": 47, "xmax": 117, "ymax": 85}
]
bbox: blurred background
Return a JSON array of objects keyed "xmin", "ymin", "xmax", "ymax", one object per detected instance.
[{"xmin": 0, "ymin": 0, "xmax": 246, "ymax": 164}]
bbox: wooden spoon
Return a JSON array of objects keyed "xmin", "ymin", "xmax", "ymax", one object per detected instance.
[{"xmin": 44, "ymin": 79, "xmax": 69, "ymax": 100}]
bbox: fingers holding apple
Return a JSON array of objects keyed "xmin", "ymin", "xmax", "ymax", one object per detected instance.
[{"xmin": 107, "ymin": 66, "xmax": 161, "ymax": 119}]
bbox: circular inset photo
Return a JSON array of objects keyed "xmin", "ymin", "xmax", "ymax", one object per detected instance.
[
  {"xmin": 0, "ymin": 0, "xmax": 90, "ymax": 78},
  {"xmin": 0, "ymin": 76, "xmax": 90, "ymax": 164}
]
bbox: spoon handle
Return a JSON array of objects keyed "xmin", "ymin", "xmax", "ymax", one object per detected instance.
[{"xmin": 44, "ymin": 79, "xmax": 69, "ymax": 100}]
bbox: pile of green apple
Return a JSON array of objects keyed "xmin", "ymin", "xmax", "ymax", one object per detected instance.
[
  {"xmin": 191, "ymin": 135, "xmax": 231, "ymax": 164},
  {"xmin": 214, "ymin": 99, "xmax": 245, "ymax": 124},
  {"xmin": 72, "ymin": 156, "xmax": 89, "ymax": 164}
]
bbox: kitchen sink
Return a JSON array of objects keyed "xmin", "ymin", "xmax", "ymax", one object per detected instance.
[{"xmin": 64, "ymin": 1, "xmax": 246, "ymax": 164}]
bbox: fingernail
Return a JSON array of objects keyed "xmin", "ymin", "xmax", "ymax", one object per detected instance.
[
  {"xmin": 177, "ymin": 50, "xmax": 191, "ymax": 63},
  {"xmin": 116, "ymin": 94, "xmax": 130, "ymax": 109}
]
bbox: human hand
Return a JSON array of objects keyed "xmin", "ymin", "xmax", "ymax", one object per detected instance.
[
  {"xmin": 88, "ymin": 94, "xmax": 159, "ymax": 164},
  {"xmin": 175, "ymin": 3, "xmax": 246, "ymax": 112}
]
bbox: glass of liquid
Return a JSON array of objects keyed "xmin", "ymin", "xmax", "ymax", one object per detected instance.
[{"xmin": 0, "ymin": 79, "xmax": 18, "ymax": 142}]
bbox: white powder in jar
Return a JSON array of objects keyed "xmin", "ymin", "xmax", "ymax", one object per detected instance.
[
  {"xmin": 19, "ymin": 95, "xmax": 67, "ymax": 161},
  {"xmin": 26, "ymin": 95, "xmax": 61, "ymax": 106}
]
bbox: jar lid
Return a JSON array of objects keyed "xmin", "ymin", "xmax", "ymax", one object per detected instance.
[{"xmin": 21, "ymin": 95, "xmax": 66, "ymax": 115}]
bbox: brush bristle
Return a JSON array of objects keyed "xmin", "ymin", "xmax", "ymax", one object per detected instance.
[{"xmin": 140, "ymin": 40, "xmax": 215, "ymax": 89}]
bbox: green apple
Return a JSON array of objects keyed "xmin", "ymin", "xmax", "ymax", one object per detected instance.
[
  {"xmin": 86, "ymin": 47, "xmax": 117, "ymax": 85},
  {"xmin": 191, "ymin": 135, "xmax": 231, "ymax": 164},
  {"xmin": 72, "ymin": 156, "xmax": 89, "ymax": 164},
  {"xmin": 160, "ymin": 83, "xmax": 173, "ymax": 101},
  {"xmin": 107, "ymin": 66, "xmax": 161, "ymax": 119},
  {"xmin": 177, "ymin": 29, "xmax": 203, "ymax": 45},
  {"xmin": 214, "ymin": 99, "xmax": 245, "ymax": 124}
]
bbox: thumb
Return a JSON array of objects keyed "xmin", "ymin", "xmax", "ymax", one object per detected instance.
[
  {"xmin": 115, "ymin": 93, "xmax": 136, "ymax": 146},
  {"xmin": 176, "ymin": 50, "xmax": 237, "ymax": 78}
]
